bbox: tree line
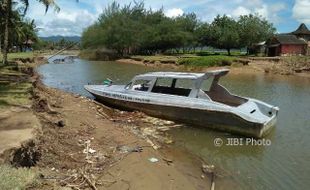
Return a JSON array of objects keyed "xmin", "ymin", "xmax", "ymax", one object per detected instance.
[
  {"xmin": 36, "ymin": 38, "xmax": 80, "ymax": 50},
  {"xmin": 82, "ymin": 1, "xmax": 276, "ymax": 56}
]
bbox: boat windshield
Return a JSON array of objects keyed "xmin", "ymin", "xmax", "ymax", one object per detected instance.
[
  {"xmin": 151, "ymin": 78, "xmax": 193, "ymax": 97},
  {"xmin": 124, "ymin": 82, "xmax": 132, "ymax": 90},
  {"xmin": 132, "ymin": 79, "xmax": 152, "ymax": 91},
  {"xmin": 201, "ymin": 76, "xmax": 215, "ymax": 92},
  {"xmin": 198, "ymin": 76, "xmax": 248, "ymax": 107}
]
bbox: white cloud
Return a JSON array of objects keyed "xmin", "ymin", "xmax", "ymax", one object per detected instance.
[
  {"xmin": 38, "ymin": 10, "xmax": 96, "ymax": 37},
  {"xmin": 255, "ymin": 4, "xmax": 268, "ymax": 18},
  {"xmin": 232, "ymin": 6, "xmax": 251, "ymax": 17},
  {"xmin": 23, "ymin": 0, "xmax": 291, "ymax": 36},
  {"xmin": 293, "ymin": 0, "xmax": 310, "ymax": 24},
  {"xmin": 27, "ymin": 1, "xmax": 97, "ymax": 36},
  {"xmin": 165, "ymin": 8, "xmax": 184, "ymax": 18}
]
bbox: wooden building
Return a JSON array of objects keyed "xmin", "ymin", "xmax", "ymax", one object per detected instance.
[{"xmin": 267, "ymin": 23, "xmax": 310, "ymax": 56}]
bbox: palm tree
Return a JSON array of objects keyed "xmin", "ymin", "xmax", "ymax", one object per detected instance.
[
  {"xmin": 2, "ymin": 0, "xmax": 60, "ymax": 65},
  {"xmin": 0, "ymin": 2, "xmax": 4, "ymax": 53}
]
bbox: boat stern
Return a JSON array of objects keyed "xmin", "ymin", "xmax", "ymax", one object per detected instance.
[
  {"xmin": 234, "ymin": 99, "xmax": 279, "ymax": 138},
  {"xmin": 258, "ymin": 111, "xmax": 278, "ymax": 138},
  {"xmin": 249, "ymin": 100, "xmax": 279, "ymax": 138}
]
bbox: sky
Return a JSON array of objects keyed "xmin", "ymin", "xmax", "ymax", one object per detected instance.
[{"xmin": 26, "ymin": 0, "xmax": 310, "ymax": 37}]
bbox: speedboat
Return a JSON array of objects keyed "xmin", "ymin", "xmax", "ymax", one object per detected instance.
[{"xmin": 84, "ymin": 69, "xmax": 279, "ymax": 138}]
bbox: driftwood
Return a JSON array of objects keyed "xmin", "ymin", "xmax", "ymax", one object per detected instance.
[
  {"xmin": 82, "ymin": 173, "xmax": 98, "ymax": 190},
  {"xmin": 47, "ymin": 42, "xmax": 79, "ymax": 60},
  {"xmin": 210, "ymin": 172, "xmax": 215, "ymax": 190}
]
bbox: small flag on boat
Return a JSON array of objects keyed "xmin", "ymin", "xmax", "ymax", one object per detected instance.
[{"xmin": 103, "ymin": 78, "xmax": 112, "ymax": 85}]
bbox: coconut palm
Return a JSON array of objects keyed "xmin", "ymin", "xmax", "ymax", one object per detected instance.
[
  {"xmin": 1, "ymin": 0, "xmax": 60, "ymax": 65},
  {"xmin": 0, "ymin": 1, "xmax": 6, "ymax": 53}
]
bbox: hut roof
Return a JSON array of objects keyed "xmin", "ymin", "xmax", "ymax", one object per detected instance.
[
  {"xmin": 291, "ymin": 23, "xmax": 310, "ymax": 35},
  {"xmin": 273, "ymin": 34, "xmax": 307, "ymax": 45}
]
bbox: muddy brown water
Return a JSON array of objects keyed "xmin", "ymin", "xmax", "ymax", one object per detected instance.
[{"xmin": 38, "ymin": 55, "xmax": 310, "ymax": 190}]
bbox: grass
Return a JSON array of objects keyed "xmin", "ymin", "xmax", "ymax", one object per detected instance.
[
  {"xmin": 0, "ymin": 65, "xmax": 25, "ymax": 75},
  {"xmin": 130, "ymin": 51, "xmax": 243, "ymax": 67},
  {"xmin": 0, "ymin": 165, "xmax": 38, "ymax": 190},
  {"xmin": 0, "ymin": 52, "xmax": 34, "ymax": 62},
  {"xmin": 0, "ymin": 82, "xmax": 32, "ymax": 108},
  {"xmin": 131, "ymin": 54, "xmax": 198, "ymax": 64},
  {"xmin": 0, "ymin": 65, "xmax": 32, "ymax": 108},
  {"xmin": 195, "ymin": 51, "xmax": 244, "ymax": 56},
  {"xmin": 0, "ymin": 51, "xmax": 36, "ymax": 109},
  {"xmin": 178, "ymin": 55, "xmax": 236, "ymax": 67}
]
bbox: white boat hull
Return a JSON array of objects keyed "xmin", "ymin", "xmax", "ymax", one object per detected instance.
[{"xmin": 85, "ymin": 85, "xmax": 278, "ymax": 138}]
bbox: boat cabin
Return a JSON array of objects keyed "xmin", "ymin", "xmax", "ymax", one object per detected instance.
[{"xmin": 125, "ymin": 69, "xmax": 247, "ymax": 107}]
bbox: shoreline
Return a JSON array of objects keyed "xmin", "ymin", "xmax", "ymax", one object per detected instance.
[
  {"xmin": 116, "ymin": 57, "xmax": 310, "ymax": 78},
  {"xmin": 0, "ymin": 58, "xmax": 234, "ymax": 189}
]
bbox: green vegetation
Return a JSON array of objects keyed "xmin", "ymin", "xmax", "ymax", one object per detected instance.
[
  {"xmin": 35, "ymin": 37, "xmax": 79, "ymax": 51},
  {"xmin": 0, "ymin": 0, "xmax": 59, "ymax": 65},
  {"xmin": 129, "ymin": 54, "xmax": 238, "ymax": 68},
  {"xmin": 131, "ymin": 55, "xmax": 184, "ymax": 64},
  {"xmin": 0, "ymin": 65, "xmax": 32, "ymax": 108},
  {"xmin": 0, "ymin": 52, "xmax": 33, "ymax": 62},
  {"xmin": 238, "ymin": 14, "xmax": 275, "ymax": 54},
  {"xmin": 178, "ymin": 55, "xmax": 236, "ymax": 67},
  {"xmin": 0, "ymin": 82, "xmax": 32, "ymax": 108},
  {"xmin": 0, "ymin": 165, "xmax": 38, "ymax": 190},
  {"xmin": 82, "ymin": 1, "xmax": 275, "ymax": 57}
]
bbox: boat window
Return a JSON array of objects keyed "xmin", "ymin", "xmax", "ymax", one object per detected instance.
[
  {"xmin": 132, "ymin": 79, "xmax": 151, "ymax": 91},
  {"xmin": 124, "ymin": 82, "xmax": 132, "ymax": 90},
  {"xmin": 154, "ymin": 78, "xmax": 173, "ymax": 87},
  {"xmin": 201, "ymin": 76, "xmax": 215, "ymax": 92},
  {"xmin": 151, "ymin": 78, "xmax": 191, "ymax": 97},
  {"xmin": 175, "ymin": 79, "xmax": 193, "ymax": 89}
]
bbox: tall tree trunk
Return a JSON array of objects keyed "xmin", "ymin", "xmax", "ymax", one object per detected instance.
[
  {"xmin": 227, "ymin": 48, "xmax": 231, "ymax": 56},
  {"xmin": 0, "ymin": 36, "xmax": 2, "ymax": 53},
  {"xmin": 2, "ymin": 0, "xmax": 11, "ymax": 65}
]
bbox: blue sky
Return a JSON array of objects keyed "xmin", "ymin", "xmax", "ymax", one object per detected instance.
[{"xmin": 26, "ymin": 0, "xmax": 310, "ymax": 37}]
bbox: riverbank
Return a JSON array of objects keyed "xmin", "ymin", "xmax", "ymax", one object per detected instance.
[
  {"xmin": 116, "ymin": 55, "xmax": 310, "ymax": 77},
  {"xmin": 0, "ymin": 59, "xmax": 227, "ymax": 189}
]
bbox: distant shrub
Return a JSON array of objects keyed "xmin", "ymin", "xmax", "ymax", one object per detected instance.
[{"xmin": 178, "ymin": 55, "xmax": 235, "ymax": 67}]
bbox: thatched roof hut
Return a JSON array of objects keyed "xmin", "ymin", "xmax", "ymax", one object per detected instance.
[{"xmin": 291, "ymin": 23, "xmax": 310, "ymax": 41}]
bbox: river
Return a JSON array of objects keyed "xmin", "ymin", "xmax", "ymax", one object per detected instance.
[{"xmin": 38, "ymin": 56, "xmax": 310, "ymax": 190}]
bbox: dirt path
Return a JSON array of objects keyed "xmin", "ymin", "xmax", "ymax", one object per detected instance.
[{"xmin": 0, "ymin": 108, "xmax": 40, "ymax": 154}]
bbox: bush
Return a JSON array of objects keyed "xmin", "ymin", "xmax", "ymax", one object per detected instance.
[
  {"xmin": 178, "ymin": 55, "xmax": 235, "ymax": 67},
  {"xmin": 0, "ymin": 165, "xmax": 38, "ymax": 190}
]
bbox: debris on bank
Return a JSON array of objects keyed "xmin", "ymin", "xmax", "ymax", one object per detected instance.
[{"xmin": 109, "ymin": 110, "xmax": 184, "ymax": 148}]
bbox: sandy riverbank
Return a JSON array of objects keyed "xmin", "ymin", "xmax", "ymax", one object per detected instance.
[
  {"xmin": 0, "ymin": 60, "xmax": 237, "ymax": 189},
  {"xmin": 117, "ymin": 57, "xmax": 310, "ymax": 77}
]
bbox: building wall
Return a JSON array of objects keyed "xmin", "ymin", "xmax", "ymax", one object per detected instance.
[{"xmin": 280, "ymin": 44, "xmax": 307, "ymax": 55}]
